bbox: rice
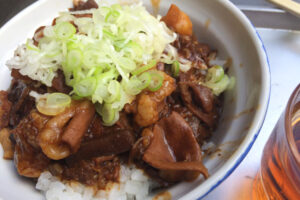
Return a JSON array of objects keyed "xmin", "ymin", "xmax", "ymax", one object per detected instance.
[{"xmin": 36, "ymin": 165, "xmax": 159, "ymax": 200}]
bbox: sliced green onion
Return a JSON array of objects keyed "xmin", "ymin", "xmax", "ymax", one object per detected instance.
[
  {"xmin": 124, "ymin": 41, "xmax": 143, "ymax": 57},
  {"xmin": 26, "ymin": 39, "xmax": 40, "ymax": 52},
  {"xmin": 46, "ymin": 93, "xmax": 71, "ymax": 107},
  {"xmin": 74, "ymin": 77, "xmax": 96, "ymax": 97},
  {"xmin": 97, "ymin": 68, "xmax": 118, "ymax": 83},
  {"xmin": 37, "ymin": 93, "xmax": 71, "ymax": 116},
  {"xmin": 118, "ymin": 57, "xmax": 136, "ymax": 71},
  {"xmin": 93, "ymin": 84, "xmax": 108, "ymax": 103},
  {"xmin": 114, "ymin": 38, "xmax": 127, "ymax": 50},
  {"xmin": 172, "ymin": 61, "xmax": 180, "ymax": 77},
  {"xmin": 111, "ymin": 4, "xmax": 122, "ymax": 10},
  {"xmin": 148, "ymin": 71, "xmax": 164, "ymax": 92},
  {"xmin": 204, "ymin": 75, "xmax": 230, "ymax": 96},
  {"xmin": 138, "ymin": 72, "xmax": 151, "ymax": 90},
  {"xmin": 54, "ymin": 22, "xmax": 76, "ymax": 40},
  {"xmin": 72, "ymin": 94, "xmax": 84, "ymax": 100},
  {"xmin": 103, "ymin": 29, "xmax": 115, "ymax": 39},
  {"xmin": 83, "ymin": 50, "xmax": 100, "ymax": 68},
  {"xmin": 227, "ymin": 76, "xmax": 236, "ymax": 90},
  {"xmin": 206, "ymin": 65, "xmax": 224, "ymax": 83},
  {"xmin": 132, "ymin": 60, "xmax": 157, "ymax": 76},
  {"xmin": 101, "ymin": 104, "xmax": 115, "ymax": 124},
  {"xmin": 67, "ymin": 41, "xmax": 84, "ymax": 51},
  {"xmin": 123, "ymin": 77, "xmax": 142, "ymax": 96},
  {"xmin": 99, "ymin": 103, "xmax": 120, "ymax": 126},
  {"xmin": 105, "ymin": 10, "xmax": 121, "ymax": 22},
  {"xmin": 73, "ymin": 67, "xmax": 85, "ymax": 82},
  {"xmin": 66, "ymin": 49, "xmax": 82, "ymax": 71},
  {"xmin": 104, "ymin": 80, "xmax": 121, "ymax": 103}
]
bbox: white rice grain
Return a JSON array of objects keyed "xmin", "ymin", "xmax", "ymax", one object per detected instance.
[{"xmin": 36, "ymin": 165, "xmax": 157, "ymax": 200}]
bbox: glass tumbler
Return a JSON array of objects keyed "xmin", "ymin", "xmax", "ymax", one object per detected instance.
[{"xmin": 252, "ymin": 84, "xmax": 300, "ymax": 200}]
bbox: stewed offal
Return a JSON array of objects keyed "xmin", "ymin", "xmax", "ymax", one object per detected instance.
[{"xmin": 0, "ymin": 0, "xmax": 234, "ymax": 199}]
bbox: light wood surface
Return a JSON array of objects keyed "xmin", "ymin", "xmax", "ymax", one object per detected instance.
[{"xmin": 268, "ymin": 0, "xmax": 300, "ymax": 17}]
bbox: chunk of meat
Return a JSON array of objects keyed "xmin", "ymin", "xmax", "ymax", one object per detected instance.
[
  {"xmin": 33, "ymin": 26, "xmax": 45, "ymax": 46},
  {"xmin": 7, "ymin": 80, "xmax": 36, "ymax": 128},
  {"xmin": 0, "ymin": 128, "xmax": 14, "ymax": 159},
  {"xmin": 173, "ymin": 35, "xmax": 211, "ymax": 69},
  {"xmin": 67, "ymin": 130, "xmax": 135, "ymax": 163},
  {"xmin": 12, "ymin": 111, "xmax": 50, "ymax": 178},
  {"xmin": 0, "ymin": 91, "xmax": 12, "ymax": 129},
  {"xmin": 62, "ymin": 158, "xmax": 120, "ymax": 189},
  {"xmin": 11, "ymin": 70, "xmax": 48, "ymax": 93},
  {"xmin": 134, "ymin": 72, "xmax": 176, "ymax": 127},
  {"xmin": 135, "ymin": 94, "xmax": 159, "ymax": 127},
  {"xmin": 71, "ymin": 0, "xmax": 98, "ymax": 11},
  {"xmin": 143, "ymin": 112, "xmax": 208, "ymax": 182},
  {"xmin": 51, "ymin": 70, "xmax": 72, "ymax": 94},
  {"xmin": 162, "ymin": 4, "xmax": 193, "ymax": 36},
  {"xmin": 11, "ymin": 69, "xmax": 32, "ymax": 83}
]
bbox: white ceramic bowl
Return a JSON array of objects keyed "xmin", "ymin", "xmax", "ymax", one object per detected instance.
[{"xmin": 0, "ymin": 0, "xmax": 270, "ymax": 199}]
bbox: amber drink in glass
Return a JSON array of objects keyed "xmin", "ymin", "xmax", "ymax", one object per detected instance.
[{"xmin": 252, "ymin": 84, "xmax": 300, "ymax": 200}]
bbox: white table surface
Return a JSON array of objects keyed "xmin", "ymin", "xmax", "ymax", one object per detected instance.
[{"xmin": 203, "ymin": 28, "xmax": 300, "ymax": 200}]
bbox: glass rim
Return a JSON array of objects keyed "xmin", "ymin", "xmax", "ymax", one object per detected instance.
[{"xmin": 285, "ymin": 84, "xmax": 300, "ymax": 166}]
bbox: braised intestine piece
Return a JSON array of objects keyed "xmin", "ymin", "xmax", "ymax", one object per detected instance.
[
  {"xmin": 134, "ymin": 72, "xmax": 176, "ymax": 127},
  {"xmin": 161, "ymin": 4, "xmax": 193, "ymax": 36},
  {"xmin": 13, "ymin": 111, "xmax": 50, "ymax": 178},
  {"xmin": 61, "ymin": 101, "xmax": 95, "ymax": 152},
  {"xmin": 179, "ymin": 72, "xmax": 217, "ymax": 128},
  {"xmin": 39, "ymin": 100, "xmax": 95, "ymax": 160},
  {"xmin": 67, "ymin": 130, "xmax": 135, "ymax": 163},
  {"xmin": 142, "ymin": 112, "xmax": 208, "ymax": 182},
  {"xmin": 38, "ymin": 107, "xmax": 75, "ymax": 160}
]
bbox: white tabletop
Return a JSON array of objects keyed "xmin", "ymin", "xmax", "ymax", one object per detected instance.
[{"xmin": 203, "ymin": 28, "xmax": 300, "ymax": 200}]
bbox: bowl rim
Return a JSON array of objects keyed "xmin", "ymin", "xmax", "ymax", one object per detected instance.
[{"xmin": 0, "ymin": 0, "xmax": 271, "ymax": 199}]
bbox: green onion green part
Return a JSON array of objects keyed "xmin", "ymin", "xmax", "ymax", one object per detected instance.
[
  {"xmin": 132, "ymin": 60, "xmax": 157, "ymax": 76},
  {"xmin": 172, "ymin": 61, "xmax": 180, "ymax": 77},
  {"xmin": 148, "ymin": 71, "xmax": 164, "ymax": 92}
]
